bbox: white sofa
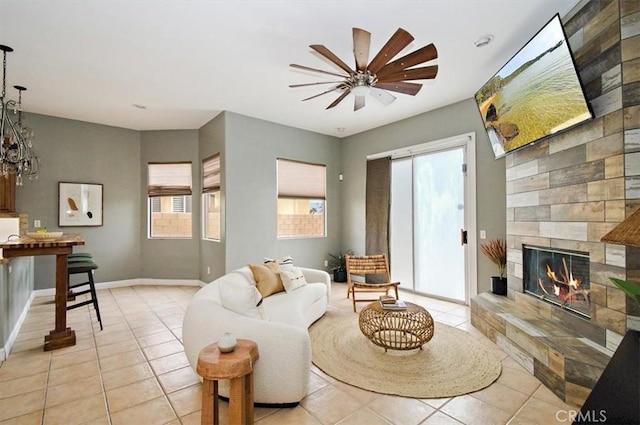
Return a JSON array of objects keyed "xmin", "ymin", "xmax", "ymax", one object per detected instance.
[{"xmin": 182, "ymin": 265, "xmax": 331, "ymax": 405}]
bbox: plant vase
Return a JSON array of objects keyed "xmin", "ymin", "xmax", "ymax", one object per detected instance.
[
  {"xmin": 491, "ymin": 277, "xmax": 507, "ymax": 296},
  {"xmin": 333, "ymin": 269, "xmax": 347, "ymax": 283}
]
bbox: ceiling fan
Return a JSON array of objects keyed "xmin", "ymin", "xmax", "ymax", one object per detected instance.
[{"xmin": 290, "ymin": 27, "xmax": 438, "ymax": 111}]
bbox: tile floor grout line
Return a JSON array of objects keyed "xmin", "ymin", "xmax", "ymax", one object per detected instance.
[
  {"xmin": 505, "ymin": 387, "xmax": 540, "ymax": 425},
  {"xmin": 94, "ymin": 289, "xmax": 124, "ymax": 425},
  {"xmin": 40, "ymin": 350, "xmax": 53, "ymax": 425},
  {"xmin": 125, "ymin": 286, "xmax": 185, "ymax": 423}
]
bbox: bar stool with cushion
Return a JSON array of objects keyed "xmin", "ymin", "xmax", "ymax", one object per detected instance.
[
  {"xmin": 66, "ymin": 253, "xmax": 94, "ymax": 300},
  {"xmin": 67, "ymin": 254, "xmax": 103, "ymax": 330}
]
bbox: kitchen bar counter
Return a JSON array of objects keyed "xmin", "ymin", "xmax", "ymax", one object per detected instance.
[
  {"xmin": 0, "ymin": 233, "xmax": 84, "ymax": 250},
  {"xmin": 0, "ymin": 233, "xmax": 85, "ymax": 351}
]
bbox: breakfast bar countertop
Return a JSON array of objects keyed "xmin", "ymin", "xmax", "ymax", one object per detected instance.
[{"xmin": 0, "ymin": 233, "xmax": 85, "ymax": 250}]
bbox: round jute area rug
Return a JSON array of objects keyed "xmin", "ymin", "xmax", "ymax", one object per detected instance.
[{"xmin": 309, "ymin": 310, "xmax": 502, "ymax": 398}]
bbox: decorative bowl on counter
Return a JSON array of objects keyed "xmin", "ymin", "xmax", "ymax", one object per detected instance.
[{"xmin": 26, "ymin": 232, "xmax": 64, "ymax": 241}]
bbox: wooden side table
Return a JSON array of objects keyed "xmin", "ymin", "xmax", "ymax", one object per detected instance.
[{"xmin": 197, "ymin": 339, "xmax": 259, "ymax": 425}]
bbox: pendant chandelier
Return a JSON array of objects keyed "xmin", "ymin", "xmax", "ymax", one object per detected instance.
[{"xmin": 0, "ymin": 45, "xmax": 39, "ymax": 185}]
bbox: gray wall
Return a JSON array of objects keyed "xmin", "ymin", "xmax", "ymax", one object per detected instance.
[
  {"xmin": 16, "ymin": 113, "xmax": 141, "ymax": 289},
  {"xmin": 199, "ymin": 113, "xmax": 226, "ymax": 282},
  {"xmin": 223, "ymin": 112, "xmax": 342, "ymax": 272},
  {"xmin": 340, "ymin": 98, "xmax": 506, "ymax": 293},
  {"xmin": 140, "ymin": 130, "xmax": 200, "ymax": 279},
  {"xmin": 13, "ymin": 98, "xmax": 504, "ymax": 296}
]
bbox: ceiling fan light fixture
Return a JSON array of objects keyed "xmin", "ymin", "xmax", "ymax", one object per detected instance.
[
  {"xmin": 351, "ymin": 84, "xmax": 370, "ymax": 97},
  {"xmin": 290, "ymin": 27, "xmax": 438, "ymax": 110}
]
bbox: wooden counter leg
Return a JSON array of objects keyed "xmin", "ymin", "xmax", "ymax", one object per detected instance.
[
  {"xmin": 44, "ymin": 253, "xmax": 76, "ymax": 351},
  {"xmin": 201, "ymin": 379, "xmax": 219, "ymax": 425}
]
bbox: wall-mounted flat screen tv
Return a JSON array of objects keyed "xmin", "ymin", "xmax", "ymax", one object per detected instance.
[{"xmin": 474, "ymin": 14, "xmax": 593, "ymax": 159}]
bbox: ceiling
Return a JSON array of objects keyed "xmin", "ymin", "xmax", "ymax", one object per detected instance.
[{"xmin": 1, "ymin": 0, "xmax": 581, "ymax": 138}]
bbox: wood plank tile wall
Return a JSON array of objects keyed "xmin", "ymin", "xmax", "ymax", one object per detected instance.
[{"xmin": 505, "ymin": 0, "xmax": 640, "ymax": 346}]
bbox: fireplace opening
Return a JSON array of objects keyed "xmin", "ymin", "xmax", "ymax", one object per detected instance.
[{"xmin": 523, "ymin": 245, "xmax": 590, "ymax": 319}]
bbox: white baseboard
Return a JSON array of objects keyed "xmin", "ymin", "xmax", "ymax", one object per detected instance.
[
  {"xmin": 1, "ymin": 290, "xmax": 36, "ymax": 361},
  {"xmin": 33, "ymin": 278, "xmax": 205, "ymax": 297}
]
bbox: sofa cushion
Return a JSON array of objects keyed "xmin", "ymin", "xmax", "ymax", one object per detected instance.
[
  {"xmin": 262, "ymin": 282, "xmax": 327, "ymax": 326},
  {"xmin": 281, "ymin": 267, "xmax": 307, "ymax": 292},
  {"xmin": 249, "ymin": 264, "xmax": 284, "ymax": 297},
  {"xmin": 218, "ymin": 279, "xmax": 267, "ymax": 320}
]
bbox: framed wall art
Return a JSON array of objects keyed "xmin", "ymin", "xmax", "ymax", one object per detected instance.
[{"xmin": 58, "ymin": 182, "xmax": 103, "ymax": 226}]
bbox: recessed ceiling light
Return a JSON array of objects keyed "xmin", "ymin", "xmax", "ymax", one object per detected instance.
[
  {"xmin": 337, "ymin": 127, "xmax": 345, "ymax": 133},
  {"xmin": 474, "ymin": 35, "xmax": 494, "ymax": 48},
  {"xmin": 132, "ymin": 104, "xmax": 147, "ymax": 109}
]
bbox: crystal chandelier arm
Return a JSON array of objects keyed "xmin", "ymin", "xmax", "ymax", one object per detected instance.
[
  {"xmin": 2, "ymin": 101, "xmax": 28, "ymax": 163},
  {"xmin": 0, "ymin": 44, "xmax": 40, "ymax": 183}
]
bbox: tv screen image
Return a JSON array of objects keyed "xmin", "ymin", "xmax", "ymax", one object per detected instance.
[{"xmin": 474, "ymin": 14, "xmax": 593, "ymax": 159}]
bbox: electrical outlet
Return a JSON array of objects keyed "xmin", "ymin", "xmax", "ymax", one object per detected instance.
[
  {"xmin": 324, "ymin": 260, "xmax": 329, "ymax": 267},
  {"xmin": 34, "ymin": 220, "xmax": 41, "ymax": 228},
  {"xmin": 207, "ymin": 266, "xmax": 211, "ymax": 275},
  {"xmin": 480, "ymin": 230, "xmax": 486, "ymax": 239}
]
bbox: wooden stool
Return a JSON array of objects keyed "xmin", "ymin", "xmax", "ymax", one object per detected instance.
[{"xmin": 197, "ymin": 339, "xmax": 259, "ymax": 425}]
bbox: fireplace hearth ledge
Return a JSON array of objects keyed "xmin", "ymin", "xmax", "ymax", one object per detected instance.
[
  {"xmin": 471, "ymin": 292, "xmax": 614, "ymax": 407},
  {"xmin": 628, "ymin": 316, "xmax": 640, "ymax": 332}
]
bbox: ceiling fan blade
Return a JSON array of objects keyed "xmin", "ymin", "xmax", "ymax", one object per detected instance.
[
  {"xmin": 377, "ymin": 65, "xmax": 438, "ymax": 83},
  {"xmin": 290, "ymin": 63, "xmax": 348, "ymax": 78},
  {"xmin": 374, "ymin": 81, "xmax": 423, "ymax": 96},
  {"xmin": 370, "ymin": 88, "xmax": 396, "ymax": 106},
  {"xmin": 310, "ymin": 45, "xmax": 355, "ymax": 75},
  {"xmin": 326, "ymin": 89, "xmax": 351, "ymax": 109},
  {"xmin": 353, "ymin": 28, "xmax": 371, "ymax": 72},
  {"xmin": 289, "ymin": 81, "xmax": 345, "ymax": 88},
  {"xmin": 376, "ymin": 44, "xmax": 438, "ymax": 79},
  {"xmin": 354, "ymin": 95, "xmax": 366, "ymax": 111},
  {"xmin": 302, "ymin": 85, "xmax": 344, "ymax": 101},
  {"xmin": 367, "ymin": 28, "xmax": 414, "ymax": 75}
]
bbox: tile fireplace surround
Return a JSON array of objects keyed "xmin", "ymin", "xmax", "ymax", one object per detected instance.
[{"xmin": 472, "ymin": 0, "xmax": 640, "ymax": 407}]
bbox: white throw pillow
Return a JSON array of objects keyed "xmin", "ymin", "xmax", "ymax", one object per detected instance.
[
  {"xmin": 218, "ymin": 280, "xmax": 267, "ymax": 320},
  {"xmin": 281, "ymin": 267, "xmax": 308, "ymax": 292},
  {"xmin": 264, "ymin": 255, "xmax": 295, "ymax": 273}
]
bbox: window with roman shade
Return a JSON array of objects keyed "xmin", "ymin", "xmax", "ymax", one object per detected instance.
[
  {"xmin": 202, "ymin": 154, "xmax": 221, "ymax": 241},
  {"xmin": 147, "ymin": 162, "xmax": 193, "ymax": 238},
  {"xmin": 277, "ymin": 158, "xmax": 326, "ymax": 238},
  {"xmin": 202, "ymin": 153, "xmax": 220, "ymax": 193},
  {"xmin": 148, "ymin": 162, "xmax": 192, "ymax": 197}
]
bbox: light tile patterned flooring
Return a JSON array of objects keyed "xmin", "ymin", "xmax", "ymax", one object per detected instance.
[{"xmin": 0, "ymin": 282, "xmax": 574, "ymax": 425}]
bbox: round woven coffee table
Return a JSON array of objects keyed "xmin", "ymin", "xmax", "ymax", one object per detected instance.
[{"xmin": 359, "ymin": 301, "xmax": 434, "ymax": 352}]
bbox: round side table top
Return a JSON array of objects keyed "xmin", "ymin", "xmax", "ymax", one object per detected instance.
[{"xmin": 197, "ymin": 339, "xmax": 259, "ymax": 380}]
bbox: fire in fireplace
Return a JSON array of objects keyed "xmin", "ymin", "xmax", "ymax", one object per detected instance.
[{"xmin": 523, "ymin": 245, "xmax": 590, "ymax": 319}]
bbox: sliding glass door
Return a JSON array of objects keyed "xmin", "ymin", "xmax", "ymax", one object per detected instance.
[{"xmin": 390, "ymin": 147, "xmax": 467, "ymax": 302}]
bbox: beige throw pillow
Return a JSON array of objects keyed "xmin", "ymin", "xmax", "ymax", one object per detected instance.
[
  {"xmin": 249, "ymin": 264, "xmax": 285, "ymax": 297},
  {"xmin": 264, "ymin": 261, "xmax": 285, "ymax": 288}
]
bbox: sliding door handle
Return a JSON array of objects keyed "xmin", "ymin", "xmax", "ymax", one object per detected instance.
[{"xmin": 460, "ymin": 229, "xmax": 467, "ymax": 245}]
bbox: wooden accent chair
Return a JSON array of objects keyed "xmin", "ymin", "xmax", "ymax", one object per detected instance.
[{"xmin": 346, "ymin": 254, "xmax": 400, "ymax": 312}]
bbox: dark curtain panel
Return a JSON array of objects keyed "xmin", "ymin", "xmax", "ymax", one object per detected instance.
[{"xmin": 365, "ymin": 157, "xmax": 391, "ymax": 283}]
